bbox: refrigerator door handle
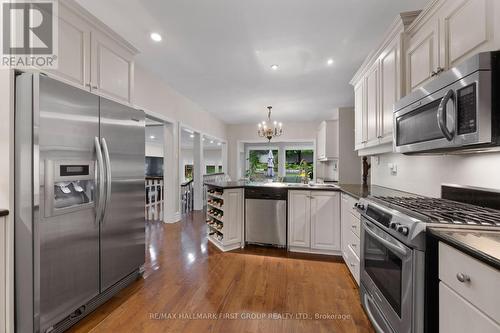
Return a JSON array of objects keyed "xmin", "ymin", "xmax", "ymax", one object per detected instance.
[
  {"xmin": 101, "ymin": 137, "xmax": 112, "ymax": 223},
  {"xmin": 94, "ymin": 137, "xmax": 105, "ymax": 223}
]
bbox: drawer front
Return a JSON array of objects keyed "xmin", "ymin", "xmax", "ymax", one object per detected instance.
[
  {"xmin": 344, "ymin": 243, "xmax": 360, "ymax": 285},
  {"xmin": 439, "ymin": 242, "xmax": 500, "ymax": 324},
  {"xmin": 349, "ymin": 213, "xmax": 361, "ymax": 238},
  {"xmin": 342, "ymin": 193, "xmax": 360, "ymax": 218},
  {"xmin": 439, "ymin": 282, "xmax": 500, "ymax": 333},
  {"xmin": 345, "ymin": 228, "xmax": 360, "ymax": 259}
]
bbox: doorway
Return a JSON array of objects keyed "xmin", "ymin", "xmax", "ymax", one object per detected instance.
[{"xmin": 145, "ymin": 117, "xmax": 165, "ymax": 221}]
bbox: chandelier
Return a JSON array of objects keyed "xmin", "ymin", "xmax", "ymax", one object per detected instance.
[{"xmin": 258, "ymin": 106, "xmax": 283, "ymax": 142}]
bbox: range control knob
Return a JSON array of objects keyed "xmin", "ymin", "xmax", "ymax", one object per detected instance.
[
  {"xmin": 397, "ymin": 226, "xmax": 409, "ymax": 236},
  {"xmin": 389, "ymin": 222, "xmax": 399, "ymax": 230},
  {"xmin": 356, "ymin": 203, "xmax": 365, "ymax": 210}
]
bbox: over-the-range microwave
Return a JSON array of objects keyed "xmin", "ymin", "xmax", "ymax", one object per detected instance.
[{"xmin": 393, "ymin": 51, "xmax": 500, "ymax": 154}]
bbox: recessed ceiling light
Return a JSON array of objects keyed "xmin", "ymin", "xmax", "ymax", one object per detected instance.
[
  {"xmin": 189, "ymin": 134, "xmax": 194, "ymax": 138},
  {"xmin": 327, "ymin": 58, "xmax": 334, "ymax": 66},
  {"xmin": 270, "ymin": 64, "xmax": 279, "ymax": 71},
  {"xmin": 210, "ymin": 140, "xmax": 214, "ymax": 144},
  {"xmin": 150, "ymin": 32, "xmax": 162, "ymax": 42},
  {"xmin": 149, "ymin": 135, "xmax": 155, "ymax": 139},
  {"xmin": 202, "ymin": 138, "xmax": 205, "ymax": 141},
  {"xmin": 217, "ymin": 142, "xmax": 222, "ymax": 146}
]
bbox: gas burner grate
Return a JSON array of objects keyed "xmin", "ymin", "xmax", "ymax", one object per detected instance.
[{"xmin": 373, "ymin": 196, "xmax": 500, "ymax": 226}]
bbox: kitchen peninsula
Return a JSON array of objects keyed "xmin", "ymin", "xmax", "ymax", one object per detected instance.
[{"xmin": 204, "ymin": 181, "xmax": 413, "ymax": 257}]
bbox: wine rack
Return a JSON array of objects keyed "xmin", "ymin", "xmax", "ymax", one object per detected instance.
[{"xmin": 205, "ymin": 185, "xmax": 244, "ymax": 252}]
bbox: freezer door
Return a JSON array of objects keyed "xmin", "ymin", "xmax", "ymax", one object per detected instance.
[
  {"xmin": 99, "ymin": 97, "xmax": 145, "ymax": 291},
  {"xmin": 37, "ymin": 76, "xmax": 100, "ymax": 331}
]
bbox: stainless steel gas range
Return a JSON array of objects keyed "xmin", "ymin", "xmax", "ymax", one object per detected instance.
[{"xmin": 355, "ymin": 184, "xmax": 500, "ymax": 333}]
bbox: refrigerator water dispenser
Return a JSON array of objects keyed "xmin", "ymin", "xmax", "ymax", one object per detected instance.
[{"xmin": 45, "ymin": 160, "xmax": 96, "ymax": 216}]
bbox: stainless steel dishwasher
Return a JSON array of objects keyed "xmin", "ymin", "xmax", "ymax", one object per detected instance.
[{"xmin": 245, "ymin": 187, "xmax": 287, "ymax": 247}]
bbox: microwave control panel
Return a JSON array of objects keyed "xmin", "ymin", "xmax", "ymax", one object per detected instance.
[{"xmin": 457, "ymin": 83, "xmax": 477, "ymax": 135}]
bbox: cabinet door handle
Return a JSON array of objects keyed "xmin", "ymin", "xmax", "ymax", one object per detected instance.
[
  {"xmin": 436, "ymin": 66, "xmax": 445, "ymax": 75},
  {"xmin": 92, "ymin": 85, "xmax": 98, "ymax": 89},
  {"xmin": 351, "ymin": 243, "xmax": 357, "ymax": 248},
  {"xmin": 349, "ymin": 262, "xmax": 356, "ymax": 267},
  {"xmin": 456, "ymin": 273, "xmax": 470, "ymax": 283},
  {"xmin": 85, "ymin": 83, "xmax": 91, "ymax": 88}
]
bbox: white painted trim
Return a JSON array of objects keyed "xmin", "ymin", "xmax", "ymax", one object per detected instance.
[
  {"xmin": 240, "ymin": 139, "xmax": 317, "ymax": 180},
  {"xmin": 288, "ymin": 246, "xmax": 342, "ymax": 257}
]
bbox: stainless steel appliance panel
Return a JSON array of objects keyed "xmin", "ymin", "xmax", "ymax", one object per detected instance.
[
  {"xmin": 245, "ymin": 199, "xmax": 286, "ymax": 247},
  {"xmin": 15, "ymin": 72, "xmax": 36, "ymax": 333},
  {"xmin": 38, "ymin": 76, "xmax": 100, "ymax": 331},
  {"xmin": 361, "ymin": 217, "xmax": 414, "ymax": 333},
  {"xmin": 393, "ymin": 51, "xmax": 498, "ymax": 154},
  {"xmin": 99, "ymin": 98, "xmax": 145, "ymax": 290}
]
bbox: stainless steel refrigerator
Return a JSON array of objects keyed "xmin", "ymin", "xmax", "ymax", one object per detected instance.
[{"xmin": 15, "ymin": 72, "xmax": 145, "ymax": 333}]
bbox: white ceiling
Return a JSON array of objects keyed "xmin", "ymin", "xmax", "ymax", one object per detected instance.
[{"xmin": 78, "ymin": 0, "xmax": 428, "ymax": 124}]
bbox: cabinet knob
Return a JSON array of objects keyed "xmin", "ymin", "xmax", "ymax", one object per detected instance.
[
  {"xmin": 92, "ymin": 85, "xmax": 98, "ymax": 89},
  {"xmin": 456, "ymin": 273, "xmax": 471, "ymax": 283},
  {"xmin": 350, "ymin": 262, "xmax": 356, "ymax": 267},
  {"xmin": 85, "ymin": 83, "xmax": 91, "ymax": 87}
]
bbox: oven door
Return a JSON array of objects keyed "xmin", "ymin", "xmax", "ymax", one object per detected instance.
[
  {"xmin": 360, "ymin": 217, "xmax": 413, "ymax": 333},
  {"xmin": 394, "ymin": 70, "xmax": 491, "ymax": 154}
]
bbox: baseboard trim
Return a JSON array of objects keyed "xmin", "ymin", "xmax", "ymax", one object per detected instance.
[
  {"xmin": 288, "ymin": 246, "xmax": 342, "ymax": 256},
  {"xmin": 164, "ymin": 212, "xmax": 181, "ymax": 223}
]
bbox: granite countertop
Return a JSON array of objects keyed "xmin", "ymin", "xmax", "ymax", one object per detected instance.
[
  {"xmin": 428, "ymin": 228, "xmax": 500, "ymax": 270},
  {"xmin": 0, "ymin": 209, "xmax": 9, "ymax": 217},
  {"xmin": 204, "ymin": 181, "xmax": 415, "ymax": 198}
]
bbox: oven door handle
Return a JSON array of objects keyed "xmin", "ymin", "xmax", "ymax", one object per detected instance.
[
  {"xmin": 364, "ymin": 223, "xmax": 408, "ymax": 257},
  {"xmin": 437, "ymin": 89, "xmax": 455, "ymax": 141},
  {"xmin": 363, "ymin": 293, "xmax": 387, "ymax": 333}
]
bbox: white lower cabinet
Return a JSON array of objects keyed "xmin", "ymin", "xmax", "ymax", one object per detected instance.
[
  {"xmin": 288, "ymin": 191, "xmax": 340, "ymax": 255},
  {"xmin": 341, "ymin": 193, "xmax": 361, "ymax": 285},
  {"xmin": 439, "ymin": 282, "xmax": 500, "ymax": 333},
  {"xmin": 288, "ymin": 191, "xmax": 311, "ymax": 248},
  {"xmin": 439, "ymin": 242, "xmax": 500, "ymax": 332}
]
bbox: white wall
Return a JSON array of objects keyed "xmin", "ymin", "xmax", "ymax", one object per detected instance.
[
  {"xmin": 146, "ymin": 142, "xmax": 163, "ymax": 157},
  {"xmin": 371, "ymin": 152, "xmax": 500, "ymax": 197},
  {"xmin": 134, "ymin": 65, "xmax": 226, "ymax": 139},
  {"xmin": 226, "ymin": 121, "xmax": 320, "ymax": 180}
]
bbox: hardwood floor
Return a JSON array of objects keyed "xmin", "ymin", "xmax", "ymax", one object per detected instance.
[{"xmin": 69, "ymin": 211, "xmax": 374, "ymax": 333}]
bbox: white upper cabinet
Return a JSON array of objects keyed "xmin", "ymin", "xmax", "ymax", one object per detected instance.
[
  {"xmin": 41, "ymin": 1, "xmax": 138, "ymax": 105},
  {"xmin": 379, "ymin": 40, "xmax": 400, "ymax": 143},
  {"xmin": 45, "ymin": 4, "xmax": 91, "ymax": 88},
  {"xmin": 354, "ymin": 80, "xmax": 366, "ymax": 149},
  {"xmin": 91, "ymin": 29, "xmax": 134, "ymax": 104},
  {"xmin": 350, "ymin": 12, "xmax": 418, "ymax": 155},
  {"xmin": 316, "ymin": 120, "xmax": 339, "ymax": 160},
  {"xmin": 365, "ymin": 62, "xmax": 379, "ymax": 145},
  {"xmin": 440, "ymin": 0, "xmax": 498, "ymax": 68},
  {"xmin": 406, "ymin": 16, "xmax": 440, "ymax": 92},
  {"xmin": 406, "ymin": 0, "xmax": 500, "ymax": 91}
]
